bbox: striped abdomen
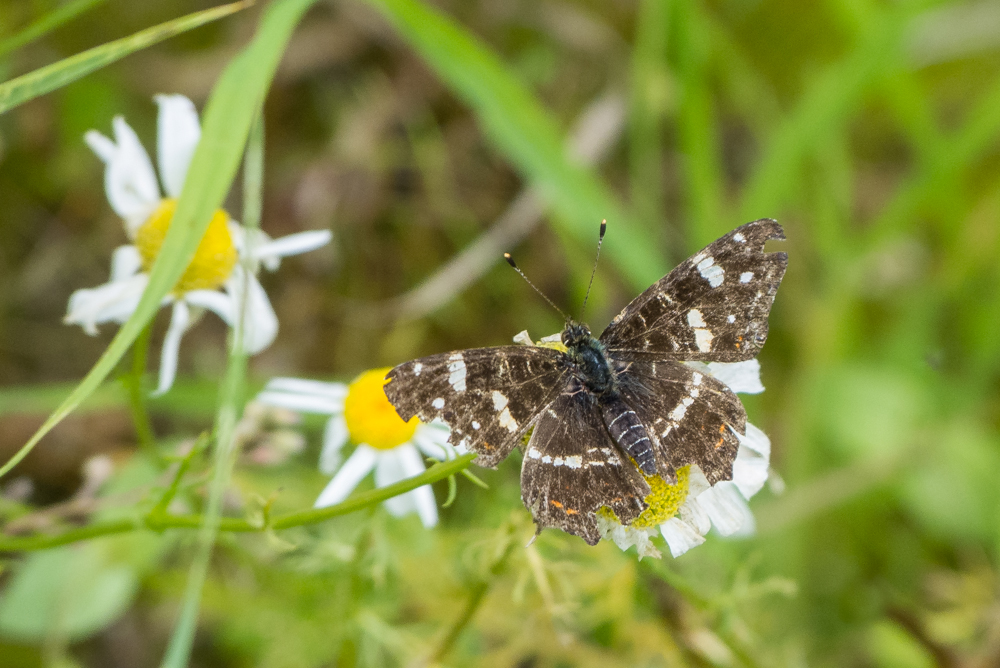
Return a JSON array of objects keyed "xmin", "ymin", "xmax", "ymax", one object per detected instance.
[{"xmin": 600, "ymin": 396, "xmax": 656, "ymax": 476}]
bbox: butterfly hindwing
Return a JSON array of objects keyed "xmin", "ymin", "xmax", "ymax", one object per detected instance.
[
  {"xmin": 385, "ymin": 346, "xmax": 568, "ymax": 467},
  {"xmin": 617, "ymin": 359, "xmax": 745, "ymax": 485},
  {"xmin": 600, "ymin": 219, "xmax": 787, "ymax": 362},
  {"xmin": 521, "ymin": 385, "xmax": 651, "ymax": 545}
]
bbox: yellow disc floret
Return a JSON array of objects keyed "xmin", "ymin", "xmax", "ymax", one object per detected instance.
[
  {"xmin": 344, "ymin": 368, "xmax": 419, "ymax": 450},
  {"xmin": 135, "ymin": 198, "xmax": 238, "ymax": 294},
  {"xmin": 598, "ymin": 465, "xmax": 691, "ymax": 527}
]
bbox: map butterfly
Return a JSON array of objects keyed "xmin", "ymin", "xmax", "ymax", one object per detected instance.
[{"xmin": 384, "ymin": 220, "xmax": 787, "ymax": 544}]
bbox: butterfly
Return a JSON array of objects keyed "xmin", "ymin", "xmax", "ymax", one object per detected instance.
[{"xmin": 384, "ymin": 220, "xmax": 787, "ymax": 545}]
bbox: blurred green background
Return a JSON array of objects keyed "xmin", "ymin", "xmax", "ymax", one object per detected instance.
[{"xmin": 2, "ymin": 0, "xmax": 1000, "ymax": 666}]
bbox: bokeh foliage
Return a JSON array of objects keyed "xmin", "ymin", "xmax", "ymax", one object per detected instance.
[{"xmin": 1, "ymin": 0, "xmax": 1000, "ymax": 666}]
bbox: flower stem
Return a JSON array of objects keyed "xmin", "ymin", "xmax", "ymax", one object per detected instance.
[
  {"xmin": 0, "ymin": 453, "xmax": 476, "ymax": 552},
  {"xmin": 124, "ymin": 321, "xmax": 160, "ymax": 464}
]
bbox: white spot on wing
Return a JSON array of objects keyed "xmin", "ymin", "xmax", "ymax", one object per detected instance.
[
  {"xmin": 527, "ymin": 447, "xmax": 541, "ymax": 459},
  {"xmin": 491, "ymin": 391, "xmax": 508, "ymax": 411},
  {"xmin": 432, "ymin": 397, "xmax": 445, "ymax": 409},
  {"xmin": 413, "ymin": 362, "xmax": 422, "ymax": 376},
  {"xmin": 695, "ymin": 328, "xmax": 714, "ymax": 352},
  {"xmin": 472, "ymin": 421, "xmax": 480, "ymax": 430},
  {"xmin": 687, "ymin": 309, "xmax": 706, "ymax": 327},
  {"xmin": 727, "ymin": 314, "xmax": 736, "ymax": 323},
  {"xmin": 498, "ymin": 406, "xmax": 518, "ymax": 432},
  {"xmin": 447, "ymin": 353, "xmax": 467, "ymax": 392},
  {"xmin": 733, "ymin": 232, "xmax": 746, "ymax": 242},
  {"xmin": 697, "ymin": 256, "xmax": 725, "ymax": 287},
  {"xmin": 542, "ymin": 455, "xmax": 552, "ymax": 463},
  {"xmin": 563, "ymin": 455, "xmax": 583, "ymax": 469},
  {"xmin": 740, "ymin": 271, "xmax": 754, "ymax": 283},
  {"xmin": 692, "ymin": 372, "xmax": 702, "ymax": 385}
]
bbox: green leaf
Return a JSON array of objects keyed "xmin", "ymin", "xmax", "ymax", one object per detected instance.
[
  {"xmin": 0, "ymin": 0, "xmax": 311, "ymax": 481},
  {"xmin": 0, "ymin": 0, "xmax": 109, "ymax": 59},
  {"xmin": 0, "ymin": 1, "xmax": 250, "ymax": 116},
  {"xmin": 363, "ymin": 0, "xmax": 663, "ymax": 289}
]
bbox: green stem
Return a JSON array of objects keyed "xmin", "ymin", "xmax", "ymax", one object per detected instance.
[
  {"xmin": 124, "ymin": 322, "xmax": 160, "ymax": 464},
  {"xmin": 0, "ymin": 453, "xmax": 475, "ymax": 552}
]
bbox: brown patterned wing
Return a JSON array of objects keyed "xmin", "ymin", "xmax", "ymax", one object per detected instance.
[
  {"xmin": 521, "ymin": 385, "xmax": 651, "ymax": 545},
  {"xmin": 385, "ymin": 346, "xmax": 568, "ymax": 468},
  {"xmin": 600, "ymin": 219, "xmax": 787, "ymax": 362},
  {"xmin": 616, "ymin": 359, "xmax": 746, "ymax": 485}
]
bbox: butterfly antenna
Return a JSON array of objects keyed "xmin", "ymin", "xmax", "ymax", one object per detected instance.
[
  {"xmin": 504, "ymin": 253, "xmax": 568, "ymax": 320},
  {"xmin": 580, "ymin": 219, "xmax": 606, "ymax": 317}
]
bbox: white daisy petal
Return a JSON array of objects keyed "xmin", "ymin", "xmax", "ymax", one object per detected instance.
[
  {"xmin": 109, "ymin": 245, "xmax": 143, "ymax": 282},
  {"xmin": 705, "ymin": 359, "xmax": 764, "ymax": 394},
  {"xmin": 376, "ymin": 448, "xmax": 413, "ymax": 517},
  {"xmin": 319, "ymin": 416, "xmax": 349, "ymax": 475},
  {"xmin": 256, "ymin": 390, "xmax": 345, "ymax": 415},
  {"xmin": 660, "ymin": 517, "xmax": 707, "ymax": 558},
  {"xmin": 250, "ymin": 230, "xmax": 332, "ymax": 269},
  {"xmin": 695, "ymin": 482, "xmax": 753, "ymax": 536},
  {"xmin": 155, "ymin": 94, "xmax": 201, "ymax": 198},
  {"xmin": 153, "ymin": 300, "xmax": 191, "ymax": 397},
  {"xmin": 678, "ymin": 495, "xmax": 712, "ymax": 536},
  {"xmin": 413, "ymin": 422, "xmax": 453, "ymax": 460},
  {"xmin": 183, "ymin": 289, "xmax": 235, "ymax": 325},
  {"xmin": 409, "ymin": 484, "xmax": 439, "ymax": 528},
  {"xmin": 104, "ymin": 117, "xmax": 160, "ymax": 236},
  {"xmin": 265, "ymin": 377, "xmax": 348, "ymax": 403},
  {"xmin": 84, "ymin": 130, "xmax": 116, "ymax": 162},
  {"xmin": 314, "ymin": 445, "xmax": 378, "ymax": 508},
  {"xmin": 226, "ymin": 268, "xmax": 278, "ymax": 354},
  {"xmin": 736, "ymin": 422, "xmax": 771, "ymax": 459},
  {"xmin": 64, "ymin": 273, "xmax": 148, "ymax": 335}
]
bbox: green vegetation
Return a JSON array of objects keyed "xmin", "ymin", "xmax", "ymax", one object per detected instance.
[{"xmin": 0, "ymin": 0, "xmax": 998, "ymax": 665}]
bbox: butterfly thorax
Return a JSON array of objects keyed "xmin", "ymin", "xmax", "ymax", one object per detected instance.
[{"xmin": 562, "ymin": 321, "xmax": 615, "ymax": 395}]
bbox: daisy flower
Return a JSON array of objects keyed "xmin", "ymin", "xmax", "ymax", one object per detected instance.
[
  {"xmin": 596, "ymin": 359, "xmax": 773, "ymax": 559},
  {"xmin": 255, "ymin": 368, "xmax": 456, "ymax": 528},
  {"xmin": 64, "ymin": 94, "xmax": 331, "ymax": 395}
]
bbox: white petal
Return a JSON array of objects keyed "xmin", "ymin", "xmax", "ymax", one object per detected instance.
[
  {"xmin": 226, "ymin": 268, "xmax": 278, "ymax": 354},
  {"xmin": 255, "ymin": 390, "xmax": 344, "ymax": 415},
  {"xmin": 183, "ymin": 289, "xmax": 235, "ymax": 325},
  {"xmin": 314, "ymin": 445, "xmax": 378, "ymax": 508},
  {"xmin": 413, "ymin": 421, "xmax": 453, "ymax": 460},
  {"xmin": 266, "ymin": 377, "xmax": 348, "ymax": 402},
  {"xmin": 686, "ymin": 465, "xmax": 712, "ymax": 497},
  {"xmin": 84, "ymin": 130, "xmax": 116, "ymax": 162},
  {"xmin": 731, "ymin": 423, "xmax": 772, "ymax": 500},
  {"xmin": 660, "ymin": 518, "xmax": 707, "ymax": 558},
  {"xmin": 678, "ymin": 495, "xmax": 712, "ymax": 536},
  {"xmin": 319, "ymin": 416, "xmax": 350, "ymax": 475},
  {"xmin": 103, "ymin": 117, "xmax": 161, "ymax": 236},
  {"xmin": 64, "ymin": 273, "xmax": 149, "ymax": 335},
  {"xmin": 250, "ymin": 230, "xmax": 332, "ymax": 269},
  {"xmin": 155, "ymin": 94, "xmax": 201, "ymax": 198},
  {"xmin": 152, "ymin": 300, "xmax": 191, "ymax": 396},
  {"xmin": 409, "ymin": 484, "xmax": 439, "ymax": 528},
  {"xmin": 705, "ymin": 359, "xmax": 764, "ymax": 394},
  {"xmin": 109, "ymin": 245, "xmax": 143, "ymax": 282},
  {"xmin": 696, "ymin": 482, "xmax": 754, "ymax": 537},
  {"xmin": 375, "ymin": 449, "xmax": 411, "ymax": 517}
]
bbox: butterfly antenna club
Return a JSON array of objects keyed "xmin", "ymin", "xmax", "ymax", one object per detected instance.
[
  {"xmin": 504, "ymin": 252, "xmax": 568, "ymax": 320},
  {"xmin": 580, "ymin": 219, "xmax": 606, "ymax": 317}
]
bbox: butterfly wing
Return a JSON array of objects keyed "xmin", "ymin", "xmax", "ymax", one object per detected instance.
[
  {"xmin": 521, "ymin": 383, "xmax": 651, "ymax": 545},
  {"xmin": 385, "ymin": 346, "xmax": 568, "ymax": 467},
  {"xmin": 616, "ymin": 359, "xmax": 745, "ymax": 485},
  {"xmin": 600, "ymin": 219, "xmax": 787, "ymax": 362}
]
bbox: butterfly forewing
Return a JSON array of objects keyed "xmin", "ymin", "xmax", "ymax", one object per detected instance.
[
  {"xmin": 616, "ymin": 360, "xmax": 745, "ymax": 485},
  {"xmin": 521, "ymin": 387, "xmax": 651, "ymax": 545},
  {"xmin": 385, "ymin": 346, "xmax": 568, "ymax": 467},
  {"xmin": 601, "ymin": 219, "xmax": 787, "ymax": 362}
]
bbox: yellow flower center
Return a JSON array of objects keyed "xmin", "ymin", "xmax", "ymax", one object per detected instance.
[
  {"xmin": 344, "ymin": 368, "xmax": 419, "ymax": 450},
  {"xmin": 599, "ymin": 465, "xmax": 691, "ymax": 528},
  {"xmin": 135, "ymin": 198, "xmax": 238, "ymax": 294}
]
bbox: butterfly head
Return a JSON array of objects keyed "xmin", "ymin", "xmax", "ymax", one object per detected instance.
[{"xmin": 561, "ymin": 320, "xmax": 592, "ymax": 348}]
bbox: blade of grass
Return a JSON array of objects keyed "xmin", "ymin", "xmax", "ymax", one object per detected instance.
[
  {"xmin": 737, "ymin": 1, "xmax": 922, "ymax": 221},
  {"xmin": 628, "ymin": 0, "xmax": 670, "ymax": 252},
  {"xmin": 364, "ymin": 0, "xmax": 663, "ymax": 289},
  {"xmin": 0, "ymin": 0, "xmax": 250, "ymax": 115},
  {"xmin": 160, "ymin": 113, "xmax": 260, "ymax": 668},
  {"xmin": 0, "ymin": 0, "xmax": 108, "ymax": 59},
  {"xmin": 0, "ymin": 0, "xmax": 315, "ymax": 481}
]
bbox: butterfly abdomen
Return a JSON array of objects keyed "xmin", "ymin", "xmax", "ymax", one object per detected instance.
[{"xmin": 600, "ymin": 396, "xmax": 657, "ymax": 476}]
